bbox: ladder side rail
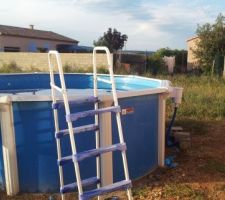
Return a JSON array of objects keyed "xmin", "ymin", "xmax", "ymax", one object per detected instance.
[
  {"xmin": 93, "ymin": 47, "xmax": 133, "ymax": 200},
  {"xmin": 48, "ymin": 51, "xmax": 63, "ymax": 92},
  {"xmin": 48, "ymin": 51, "xmax": 83, "ymax": 196},
  {"xmin": 48, "ymin": 52, "xmax": 65, "ymax": 200},
  {"xmin": 107, "ymin": 50, "xmax": 133, "ymax": 200},
  {"xmin": 53, "ymin": 51, "xmax": 84, "ymax": 196},
  {"xmin": 93, "ymin": 49, "xmax": 101, "ymax": 199}
]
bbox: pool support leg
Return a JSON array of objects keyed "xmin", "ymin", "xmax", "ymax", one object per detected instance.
[{"xmin": 0, "ymin": 102, "xmax": 19, "ymax": 195}]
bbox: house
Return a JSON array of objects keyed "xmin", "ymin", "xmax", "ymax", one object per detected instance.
[
  {"xmin": 0, "ymin": 24, "xmax": 78, "ymax": 52},
  {"xmin": 186, "ymin": 36, "xmax": 200, "ymax": 70}
]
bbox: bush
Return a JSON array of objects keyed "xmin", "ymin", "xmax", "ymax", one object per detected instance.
[
  {"xmin": 63, "ymin": 63, "xmax": 75, "ymax": 73},
  {"xmin": 0, "ymin": 61, "xmax": 22, "ymax": 73},
  {"xmin": 63, "ymin": 63, "xmax": 109, "ymax": 74},
  {"xmin": 146, "ymin": 54, "xmax": 166, "ymax": 75}
]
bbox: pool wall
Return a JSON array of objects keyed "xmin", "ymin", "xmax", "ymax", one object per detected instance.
[{"xmin": 0, "ymin": 73, "xmax": 170, "ymax": 195}]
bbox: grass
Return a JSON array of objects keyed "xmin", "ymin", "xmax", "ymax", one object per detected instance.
[
  {"xmin": 151, "ymin": 75, "xmax": 225, "ymax": 121},
  {"xmin": 202, "ymin": 159, "xmax": 225, "ymax": 174},
  {"xmin": 132, "ymin": 186, "xmax": 151, "ymax": 199},
  {"xmin": 162, "ymin": 183, "xmax": 206, "ymax": 199},
  {"xmin": 219, "ymin": 184, "xmax": 225, "ymax": 191}
]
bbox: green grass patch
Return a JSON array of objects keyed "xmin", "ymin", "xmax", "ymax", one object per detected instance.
[
  {"xmin": 162, "ymin": 183, "xmax": 205, "ymax": 199},
  {"xmin": 132, "ymin": 185, "xmax": 150, "ymax": 199},
  {"xmin": 153, "ymin": 75, "xmax": 225, "ymax": 121},
  {"xmin": 202, "ymin": 159, "xmax": 225, "ymax": 174}
]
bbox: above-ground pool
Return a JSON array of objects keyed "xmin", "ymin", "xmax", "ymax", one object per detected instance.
[{"xmin": 0, "ymin": 73, "xmax": 174, "ymax": 195}]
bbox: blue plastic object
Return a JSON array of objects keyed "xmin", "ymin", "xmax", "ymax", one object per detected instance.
[
  {"xmin": 166, "ymin": 106, "xmax": 179, "ymax": 147},
  {"xmin": 165, "ymin": 156, "xmax": 177, "ymax": 168},
  {"xmin": 58, "ymin": 143, "xmax": 126, "ymax": 165},
  {"xmin": 80, "ymin": 180, "xmax": 132, "ymax": 200},
  {"xmin": 74, "ymin": 143, "xmax": 127, "ymax": 162},
  {"xmin": 55, "ymin": 124, "xmax": 99, "ymax": 139},
  {"xmin": 60, "ymin": 177, "xmax": 100, "ymax": 194},
  {"xmin": 66, "ymin": 106, "xmax": 121, "ymax": 122}
]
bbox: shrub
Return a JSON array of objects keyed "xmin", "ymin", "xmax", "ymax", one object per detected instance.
[
  {"xmin": 63, "ymin": 63, "xmax": 75, "ymax": 73},
  {"xmin": 146, "ymin": 54, "xmax": 166, "ymax": 75},
  {"xmin": 0, "ymin": 61, "xmax": 22, "ymax": 73},
  {"xmin": 63, "ymin": 63, "xmax": 109, "ymax": 74}
]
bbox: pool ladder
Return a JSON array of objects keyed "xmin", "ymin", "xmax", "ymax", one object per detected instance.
[{"xmin": 48, "ymin": 47, "xmax": 133, "ymax": 200}]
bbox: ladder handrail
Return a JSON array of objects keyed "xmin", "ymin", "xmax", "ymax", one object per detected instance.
[
  {"xmin": 48, "ymin": 50, "xmax": 83, "ymax": 197},
  {"xmin": 93, "ymin": 46, "xmax": 133, "ymax": 200}
]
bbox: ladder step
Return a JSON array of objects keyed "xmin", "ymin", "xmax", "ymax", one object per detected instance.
[
  {"xmin": 58, "ymin": 143, "xmax": 126, "ymax": 166},
  {"xmin": 74, "ymin": 143, "xmax": 126, "ymax": 162},
  {"xmin": 58, "ymin": 155, "xmax": 73, "ymax": 166},
  {"xmin": 80, "ymin": 180, "xmax": 132, "ymax": 200},
  {"xmin": 52, "ymin": 96, "xmax": 98, "ymax": 109},
  {"xmin": 66, "ymin": 106, "xmax": 121, "ymax": 122},
  {"xmin": 60, "ymin": 177, "xmax": 101, "ymax": 194},
  {"xmin": 55, "ymin": 124, "xmax": 99, "ymax": 139}
]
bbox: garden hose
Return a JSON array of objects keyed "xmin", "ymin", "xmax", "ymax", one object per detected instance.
[{"xmin": 166, "ymin": 106, "xmax": 179, "ymax": 147}]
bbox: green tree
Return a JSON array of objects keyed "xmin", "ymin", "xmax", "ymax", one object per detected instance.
[
  {"xmin": 146, "ymin": 48, "xmax": 187, "ymax": 74},
  {"xmin": 93, "ymin": 28, "xmax": 128, "ymax": 52},
  {"xmin": 193, "ymin": 13, "xmax": 225, "ymax": 72}
]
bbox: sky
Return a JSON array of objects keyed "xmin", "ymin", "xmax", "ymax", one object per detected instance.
[{"xmin": 0, "ymin": 0, "xmax": 225, "ymax": 51}]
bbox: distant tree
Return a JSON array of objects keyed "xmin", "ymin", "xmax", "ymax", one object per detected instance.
[
  {"xmin": 193, "ymin": 13, "xmax": 225, "ymax": 72},
  {"xmin": 93, "ymin": 28, "xmax": 128, "ymax": 52},
  {"xmin": 148, "ymin": 48, "xmax": 187, "ymax": 73}
]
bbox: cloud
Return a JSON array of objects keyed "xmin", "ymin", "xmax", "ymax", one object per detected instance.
[{"xmin": 0, "ymin": 0, "xmax": 223, "ymax": 50}]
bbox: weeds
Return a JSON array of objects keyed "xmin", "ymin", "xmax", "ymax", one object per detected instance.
[
  {"xmin": 154, "ymin": 75, "xmax": 225, "ymax": 120},
  {"xmin": 0, "ymin": 61, "xmax": 22, "ymax": 73},
  {"xmin": 63, "ymin": 63, "xmax": 109, "ymax": 74},
  {"xmin": 132, "ymin": 186, "xmax": 150, "ymax": 199},
  {"xmin": 202, "ymin": 159, "xmax": 225, "ymax": 174},
  {"xmin": 162, "ymin": 183, "xmax": 205, "ymax": 199}
]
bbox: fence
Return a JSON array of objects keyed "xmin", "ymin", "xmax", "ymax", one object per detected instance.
[{"xmin": 0, "ymin": 53, "xmax": 110, "ymax": 71}]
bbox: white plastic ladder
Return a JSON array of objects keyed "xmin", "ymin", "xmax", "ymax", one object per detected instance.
[{"xmin": 48, "ymin": 47, "xmax": 133, "ymax": 200}]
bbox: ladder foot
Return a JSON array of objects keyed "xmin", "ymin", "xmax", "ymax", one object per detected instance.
[{"xmin": 80, "ymin": 180, "xmax": 132, "ymax": 200}]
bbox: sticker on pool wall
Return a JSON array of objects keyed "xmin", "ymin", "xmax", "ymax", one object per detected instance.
[{"xmin": 121, "ymin": 107, "xmax": 134, "ymax": 115}]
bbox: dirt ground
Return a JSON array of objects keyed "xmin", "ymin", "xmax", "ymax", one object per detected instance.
[{"xmin": 1, "ymin": 120, "xmax": 225, "ymax": 200}]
